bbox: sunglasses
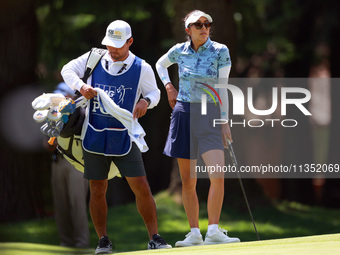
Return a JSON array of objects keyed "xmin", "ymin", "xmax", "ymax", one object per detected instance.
[{"xmin": 189, "ymin": 22, "xmax": 212, "ymax": 30}]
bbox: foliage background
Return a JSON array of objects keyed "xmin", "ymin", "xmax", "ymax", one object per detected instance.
[{"xmin": 0, "ymin": 0, "xmax": 340, "ymax": 226}]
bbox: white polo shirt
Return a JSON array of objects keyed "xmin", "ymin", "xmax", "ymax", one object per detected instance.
[{"xmin": 61, "ymin": 50, "xmax": 160, "ymax": 109}]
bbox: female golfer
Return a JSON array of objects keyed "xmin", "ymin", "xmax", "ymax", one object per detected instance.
[{"xmin": 156, "ymin": 10, "xmax": 240, "ymax": 246}]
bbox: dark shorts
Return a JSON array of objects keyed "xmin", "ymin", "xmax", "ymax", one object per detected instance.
[
  {"xmin": 163, "ymin": 101, "xmax": 224, "ymax": 159},
  {"xmin": 83, "ymin": 143, "xmax": 146, "ymax": 180}
]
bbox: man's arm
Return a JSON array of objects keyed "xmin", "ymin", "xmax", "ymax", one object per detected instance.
[
  {"xmin": 133, "ymin": 61, "xmax": 160, "ymax": 119},
  {"xmin": 61, "ymin": 51, "xmax": 97, "ymax": 99},
  {"xmin": 139, "ymin": 61, "xmax": 160, "ymax": 109}
]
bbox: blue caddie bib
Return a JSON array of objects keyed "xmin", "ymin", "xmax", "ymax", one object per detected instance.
[{"xmin": 83, "ymin": 56, "xmax": 142, "ymax": 156}]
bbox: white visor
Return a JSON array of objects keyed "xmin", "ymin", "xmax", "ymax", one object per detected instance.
[{"xmin": 185, "ymin": 11, "xmax": 213, "ymax": 28}]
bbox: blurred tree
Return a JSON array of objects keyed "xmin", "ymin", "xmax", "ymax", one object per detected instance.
[
  {"xmin": 323, "ymin": 0, "xmax": 340, "ymax": 208},
  {"xmin": 0, "ymin": 0, "xmax": 37, "ymax": 93},
  {"xmin": 0, "ymin": 0, "xmax": 51, "ymax": 222},
  {"xmin": 2, "ymin": 0, "xmax": 339, "ymax": 223},
  {"xmin": 232, "ymin": 0, "xmax": 339, "ymax": 205}
]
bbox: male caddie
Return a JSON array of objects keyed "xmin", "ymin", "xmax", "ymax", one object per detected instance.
[{"xmin": 61, "ymin": 20, "xmax": 171, "ymax": 254}]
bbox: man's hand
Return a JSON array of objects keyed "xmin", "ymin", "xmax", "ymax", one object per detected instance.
[
  {"xmin": 80, "ymin": 84, "xmax": 97, "ymax": 99},
  {"xmin": 133, "ymin": 99, "xmax": 148, "ymax": 119}
]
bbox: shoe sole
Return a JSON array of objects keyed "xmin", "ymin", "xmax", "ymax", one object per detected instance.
[
  {"xmin": 175, "ymin": 243, "xmax": 204, "ymax": 247},
  {"xmin": 148, "ymin": 246, "xmax": 172, "ymax": 250},
  {"xmin": 204, "ymin": 240, "xmax": 240, "ymax": 245},
  {"xmin": 95, "ymin": 248, "xmax": 112, "ymax": 254}
]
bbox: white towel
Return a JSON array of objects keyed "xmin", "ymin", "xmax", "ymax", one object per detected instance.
[{"xmin": 92, "ymin": 88, "xmax": 149, "ymax": 152}]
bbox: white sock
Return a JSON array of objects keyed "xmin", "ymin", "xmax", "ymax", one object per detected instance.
[
  {"xmin": 207, "ymin": 224, "xmax": 219, "ymax": 235},
  {"xmin": 191, "ymin": 228, "xmax": 201, "ymax": 236}
]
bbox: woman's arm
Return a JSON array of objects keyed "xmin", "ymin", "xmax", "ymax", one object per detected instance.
[
  {"xmin": 218, "ymin": 65, "xmax": 231, "ymax": 120},
  {"xmin": 218, "ymin": 65, "xmax": 232, "ymax": 146},
  {"xmin": 155, "ymin": 54, "xmax": 178, "ymax": 109}
]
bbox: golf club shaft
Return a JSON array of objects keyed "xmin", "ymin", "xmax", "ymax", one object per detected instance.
[{"xmin": 227, "ymin": 140, "xmax": 260, "ymax": 241}]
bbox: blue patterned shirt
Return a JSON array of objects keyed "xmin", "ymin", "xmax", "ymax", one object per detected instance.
[{"xmin": 167, "ymin": 38, "xmax": 231, "ymax": 102}]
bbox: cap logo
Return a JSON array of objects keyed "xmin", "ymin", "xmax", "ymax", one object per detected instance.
[{"xmin": 108, "ymin": 29, "xmax": 123, "ymax": 40}]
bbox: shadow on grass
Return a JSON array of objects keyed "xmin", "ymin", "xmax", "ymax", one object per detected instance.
[
  {"xmin": 1, "ymin": 191, "xmax": 340, "ymax": 253},
  {"xmin": 154, "ymin": 191, "xmax": 340, "ymax": 246},
  {"xmin": 0, "ymin": 243, "xmax": 93, "ymax": 255}
]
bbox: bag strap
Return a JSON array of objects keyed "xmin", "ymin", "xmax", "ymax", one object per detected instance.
[
  {"xmin": 75, "ymin": 48, "xmax": 107, "ymax": 98},
  {"xmin": 81, "ymin": 47, "xmax": 107, "ymax": 82}
]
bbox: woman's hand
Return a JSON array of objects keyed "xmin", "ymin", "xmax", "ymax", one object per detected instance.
[
  {"xmin": 221, "ymin": 122, "xmax": 232, "ymax": 148},
  {"xmin": 165, "ymin": 83, "xmax": 178, "ymax": 109}
]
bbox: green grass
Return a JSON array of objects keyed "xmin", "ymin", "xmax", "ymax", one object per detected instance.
[
  {"xmin": 1, "ymin": 191, "xmax": 340, "ymax": 253},
  {"xmin": 117, "ymin": 234, "xmax": 340, "ymax": 255},
  {"xmin": 0, "ymin": 243, "xmax": 92, "ymax": 255},
  {"xmin": 1, "ymin": 234, "xmax": 340, "ymax": 255}
]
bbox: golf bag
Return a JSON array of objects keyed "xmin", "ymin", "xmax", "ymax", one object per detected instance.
[
  {"xmin": 56, "ymin": 107, "xmax": 86, "ymax": 171},
  {"xmin": 56, "ymin": 48, "xmax": 107, "ymax": 171}
]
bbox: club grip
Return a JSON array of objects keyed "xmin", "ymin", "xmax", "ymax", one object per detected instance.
[{"xmin": 227, "ymin": 140, "xmax": 238, "ymax": 167}]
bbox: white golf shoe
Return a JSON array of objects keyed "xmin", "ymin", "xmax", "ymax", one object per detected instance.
[
  {"xmin": 204, "ymin": 228, "xmax": 240, "ymax": 245},
  {"xmin": 175, "ymin": 232, "xmax": 204, "ymax": 247}
]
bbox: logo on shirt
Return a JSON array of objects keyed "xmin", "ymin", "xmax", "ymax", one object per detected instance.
[
  {"xmin": 92, "ymin": 84, "xmax": 132, "ymax": 115},
  {"xmin": 116, "ymin": 85, "xmax": 132, "ymax": 104}
]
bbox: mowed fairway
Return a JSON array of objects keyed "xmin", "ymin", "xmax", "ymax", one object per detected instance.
[{"xmin": 1, "ymin": 233, "xmax": 340, "ymax": 255}]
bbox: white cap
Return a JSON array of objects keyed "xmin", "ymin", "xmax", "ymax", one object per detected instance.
[
  {"xmin": 101, "ymin": 20, "xmax": 132, "ymax": 48},
  {"xmin": 185, "ymin": 11, "xmax": 213, "ymax": 28}
]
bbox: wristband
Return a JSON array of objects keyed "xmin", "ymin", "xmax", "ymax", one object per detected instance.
[{"xmin": 141, "ymin": 97, "xmax": 151, "ymax": 106}]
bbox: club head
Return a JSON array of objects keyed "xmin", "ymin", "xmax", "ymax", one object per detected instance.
[
  {"xmin": 55, "ymin": 120, "xmax": 64, "ymax": 131},
  {"xmin": 40, "ymin": 123, "xmax": 49, "ymax": 134},
  {"xmin": 33, "ymin": 110, "xmax": 49, "ymax": 123}
]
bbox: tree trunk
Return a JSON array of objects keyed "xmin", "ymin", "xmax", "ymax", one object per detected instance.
[
  {"xmin": 0, "ymin": 0, "xmax": 52, "ymax": 222},
  {"xmin": 323, "ymin": 0, "xmax": 340, "ymax": 208},
  {"xmin": 280, "ymin": 1, "xmax": 318, "ymax": 204}
]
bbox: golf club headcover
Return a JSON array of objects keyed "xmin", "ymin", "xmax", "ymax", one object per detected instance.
[
  {"xmin": 32, "ymin": 94, "xmax": 66, "ymax": 137},
  {"xmin": 32, "ymin": 93, "xmax": 66, "ymax": 110},
  {"xmin": 33, "ymin": 92, "xmax": 88, "ymax": 139},
  {"xmin": 33, "ymin": 109, "xmax": 49, "ymax": 123},
  {"xmin": 47, "ymin": 106, "xmax": 63, "ymax": 122},
  {"xmin": 32, "ymin": 93, "xmax": 78, "ymax": 136},
  {"xmin": 59, "ymin": 98, "xmax": 77, "ymax": 115}
]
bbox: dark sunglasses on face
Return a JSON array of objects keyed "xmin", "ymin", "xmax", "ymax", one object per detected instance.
[{"xmin": 189, "ymin": 22, "xmax": 212, "ymax": 30}]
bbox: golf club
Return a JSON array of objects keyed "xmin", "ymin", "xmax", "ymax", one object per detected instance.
[{"xmin": 227, "ymin": 140, "xmax": 260, "ymax": 241}]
